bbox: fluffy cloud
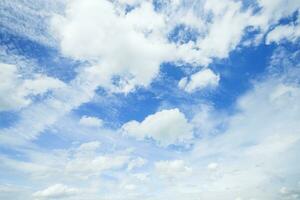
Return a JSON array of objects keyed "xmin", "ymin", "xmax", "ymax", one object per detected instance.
[
  {"xmin": 51, "ymin": 0, "xmax": 174, "ymax": 91},
  {"xmin": 178, "ymin": 69, "xmax": 220, "ymax": 92},
  {"xmin": 266, "ymin": 19, "xmax": 300, "ymax": 44},
  {"xmin": 2, "ymin": 0, "xmax": 299, "ymax": 146},
  {"xmin": 79, "ymin": 116, "xmax": 103, "ymax": 128},
  {"xmin": 48, "ymin": 0, "xmax": 259, "ymax": 93},
  {"xmin": 1, "ymin": 1, "xmax": 300, "ymax": 200},
  {"xmin": 33, "ymin": 184, "xmax": 79, "ymax": 199},
  {"xmin": 1, "ymin": 48, "xmax": 300, "ymax": 200},
  {"xmin": 198, "ymin": 0, "xmax": 253, "ymax": 58},
  {"xmin": 0, "ymin": 63, "xmax": 65, "ymax": 111},
  {"xmin": 155, "ymin": 160, "xmax": 192, "ymax": 179},
  {"xmin": 255, "ymin": 0, "xmax": 300, "ymax": 29},
  {"xmin": 122, "ymin": 108, "xmax": 193, "ymax": 146}
]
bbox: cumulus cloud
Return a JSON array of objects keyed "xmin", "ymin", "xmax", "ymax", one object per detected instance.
[
  {"xmin": 0, "ymin": 63, "xmax": 65, "ymax": 111},
  {"xmin": 50, "ymin": 0, "xmax": 294, "ymax": 94},
  {"xmin": 2, "ymin": 0, "xmax": 300, "ymax": 146},
  {"xmin": 79, "ymin": 116, "xmax": 103, "ymax": 128},
  {"xmin": 122, "ymin": 108, "xmax": 193, "ymax": 146},
  {"xmin": 178, "ymin": 69, "xmax": 220, "ymax": 92},
  {"xmin": 33, "ymin": 184, "xmax": 78, "ymax": 199},
  {"xmin": 51, "ymin": 0, "xmax": 174, "ymax": 91}
]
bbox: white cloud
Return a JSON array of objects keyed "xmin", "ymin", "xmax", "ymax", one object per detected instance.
[
  {"xmin": 0, "ymin": 140, "xmax": 130, "ymax": 181},
  {"xmin": 51, "ymin": 0, "xmax": 174, "ymax": 91},
  {"xmin": 127, "ymin": 157, "xmax": 147, "ymax": 171},
  {"xmin": 191, "ymin": 104, "xmax": 224, "ymax": 135},
  {"xmin": 63, "ymin": 142, "xmax": 129, "ymax": 178},
  {"xmin": 188, "ymin": 60, "xmax": 300, "ymax": 199},
  {"xmin": 79, "ymin": 116, "xmax": 103, "ymax": 128},
  {"xmin": 155, "ymin": 160, "xmax": 192, "ymax": 179},
  {"xmin": 254, "ymin": 0, "xmax": 300, "ymax": 29},
  {"xmin": 207, "ymin": 162, "xmax": 219, "ymax": 171},
  {"xmin": 50, "ymin": 0, "xmax": 294, "ymax": 94},
  {"xmin": 65, "ymin": 154, "xmax": 128, "ymax": 178},
  {"xmin": 1, "ymin": 50, "xmax": 300, "ymax": 199},
  {"xmin": 266, "ymin": 22, "xmax": 300, "ymax": 44},
  {"xmin": 179, "ymin": 68, "xmax": 220, "ymax": 92},
  {"xmin": 122, "ymin": 108, "xmax": 193, "ymax": 146},
  {"xmin": 198, "ymin": 0, "xmax": 253, "ymax": 58},
  {"xmin": 77, "ymin": 141, "xmax": 101, "ymax": 152},
  {"xmin": 2, "ymin": 0, "xmax": 299, "ymax": 147},
  {"xmin": 2, "ymin": 2, "xmax": 300, "ymax": 200},
  {"xmin": 0, "ymin": 63, "xmax": 65, "ymax": 111},
  {"xmin": 33, "ymin": 184, "xmax": 79, "ymax": 199}
]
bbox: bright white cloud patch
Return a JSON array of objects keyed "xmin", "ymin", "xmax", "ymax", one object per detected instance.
[
  {"xmin": 51, "ymin": 0, "xmax": 174, "ymax": 91},
  {"xmin": 266, "ymin": 23, "xmax": 300, "ymax": 44},
  {"xmin": 179, "ymin": 69, "xmax": 220, "ymax": 92},
  {"xmin": 0, "ymin": 63, "xmax": 65, "ymax": 111},
  {"xmin": 33, "ymin": 184, "xmax": 79, "ymax": 199},
  {"xmin": 155, "ymin": 160, "xmax": 192, "ymax": 179},
  {"xmin": 50, "ymin": 0, "xmax": 299, "ymax": 93},
  {"xmin": 79, "ymin": 116, "xmax": 103, "ymax": 128},
  {"xmin": 122, "ymin": 108, "xmax": 193, "ymax": 146}
]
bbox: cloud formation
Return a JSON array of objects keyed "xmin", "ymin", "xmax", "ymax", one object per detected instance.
[
  {"xmin": 1, "ymin": 0, "xmax": 300, "ymax": 200},
  {"xmin": 122, "ymin": 108, "xmax": 193, "ymax": 146},
  {"xmin": 33, "ymin": 184, "xmax": 79, "ymax": 199},
  {"xmin": 79, "ymin": 116, "xmax": 103, "ymax": 128},
  {"xmin": 0, "ymin": 63, "xmax": 65, "ymax": 111},
  {"xmin": 178, "ymin": 69, "xmax": 220, "ymax": 92}
]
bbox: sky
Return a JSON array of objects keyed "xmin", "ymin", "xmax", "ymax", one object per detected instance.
[{"xmin": 0, "ymin": 0, "xmax": 300, "ymax": 199}]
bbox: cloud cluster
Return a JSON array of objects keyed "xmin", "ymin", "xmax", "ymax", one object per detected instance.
[
  {"xmin": 1, "ymin": 1, "xmax": 300, "ymax": 200},
  {"xmin": 178, "ymin": 69, "xmax": 220, "ymax": 92},
  {"xmin": 0, "ymin": 63, "xmax": 65, "ymax": 111},
  {"xmin": 266, "ymin": 12, "xmax": 300, "ymax": 44},
  {"xmin": 122, "ymin": 108, "xmax": 193, "ymax": 146},
  {"xmin": 79, "ymin": 116, "xmax": 103, "ymax": 128},
  {"xmin": 155, "ymin": 160, "xmax": 192, "ymax": 179}
]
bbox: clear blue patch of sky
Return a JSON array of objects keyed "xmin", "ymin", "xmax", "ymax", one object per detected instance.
[
  {"xmin": 0, "ymin": 111, "xmax": 19, "ymax": 128},
  {"xmin": 34, "ymin": 129, "xmax": 72, "ymax": 150}
]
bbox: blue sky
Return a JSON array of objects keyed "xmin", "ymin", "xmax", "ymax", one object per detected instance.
[{"xmin": 0, "ymin": 0, "xmax": 300, "ymax": 199}]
